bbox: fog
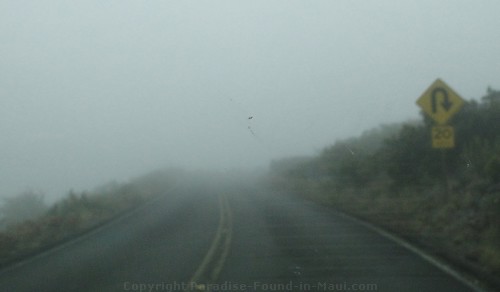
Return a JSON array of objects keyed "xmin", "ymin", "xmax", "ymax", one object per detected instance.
[{"xmin": 1, "ymin": 0, "xmax": 500, "ymax": 201}]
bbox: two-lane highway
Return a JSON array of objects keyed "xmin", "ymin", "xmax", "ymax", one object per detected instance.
[{"xmin": 0, "ymin": 178, "xmax": 483, "ymax": 291}]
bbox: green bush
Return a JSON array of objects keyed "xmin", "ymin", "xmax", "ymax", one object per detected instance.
[{"xmin": 485, "ymin": 155, "xmax": 500, "ymax": 183}]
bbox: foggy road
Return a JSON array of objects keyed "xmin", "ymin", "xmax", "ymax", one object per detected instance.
[
  {"xmin": 0, "ymin": 180, "xmax": 480, "ymax": 292},
  {"xmin": 2, "ymin": 2, "xmax": 499, "ymax": 291}
]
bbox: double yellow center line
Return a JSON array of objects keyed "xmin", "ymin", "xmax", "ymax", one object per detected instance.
[{"xmin": 189, "ymin": 194, "xmax": 233, "ymax": 291}]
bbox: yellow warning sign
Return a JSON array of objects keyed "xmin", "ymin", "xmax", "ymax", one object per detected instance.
[
  {"xmin": 431, "ymin": 125, "xmax": 455, "ymax": 148},
  {"xmin": 417, "ymin": 79, "xmax": 465, "ymax": 124}
]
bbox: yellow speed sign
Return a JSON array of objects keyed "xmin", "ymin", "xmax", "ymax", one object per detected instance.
[{"xmin": 431, "ymin": 125, "xmax": 455, "ymax": 149}]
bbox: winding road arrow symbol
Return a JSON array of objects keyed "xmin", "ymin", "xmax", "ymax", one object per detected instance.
[
  {"xmin": 431, "ymin": 87, "xmax": 453, "ymax": 113},
  {"xmin": 417, "ymin": 78, "xmax": 465, "ymax": 124}
]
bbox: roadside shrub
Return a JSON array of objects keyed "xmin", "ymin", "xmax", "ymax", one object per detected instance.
[{"xmin": 485, "ymin": 155, "xmax": 500, "ymax": 183}]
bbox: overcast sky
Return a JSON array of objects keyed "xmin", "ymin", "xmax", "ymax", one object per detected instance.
[{"xmin": 1, "ymin": 0, "xmax": 500, "ymax": 200}]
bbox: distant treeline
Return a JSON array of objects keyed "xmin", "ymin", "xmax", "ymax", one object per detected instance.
[{"xmin": 269, "ymin": 87, "xmax": 500, "ymax": 287}]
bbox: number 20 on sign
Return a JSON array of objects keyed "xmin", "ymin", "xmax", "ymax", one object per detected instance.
[{"xmin": 432, "ymin": 125, "xmax": 455, "ymax": 149}]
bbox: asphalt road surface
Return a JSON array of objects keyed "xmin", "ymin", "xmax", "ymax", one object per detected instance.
[{"xmin": 0, "ymin": 178, "xmax": 482, "ymax": 292}]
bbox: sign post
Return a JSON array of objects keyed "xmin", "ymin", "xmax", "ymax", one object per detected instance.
[
  {"xmin": 417, "ymin": 78, "xmax": 464, "ymax": 149},
  {"xmin": 416, "ymin": 78, "xmax": 465, "ymax": 192}
]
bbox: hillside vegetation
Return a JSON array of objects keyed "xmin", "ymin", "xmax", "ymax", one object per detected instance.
[
  {"xmin": 269, "ymin": 88, "xmax": 500, "ymax": 285},
  {"xmin": 0, "ymin": 168, "xmax": 181, "ymax": 269}
]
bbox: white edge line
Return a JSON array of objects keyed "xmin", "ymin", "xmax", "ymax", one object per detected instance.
[{"xmin": 336, "ymin": 211, "xmax": 487, "ymax": 292}]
